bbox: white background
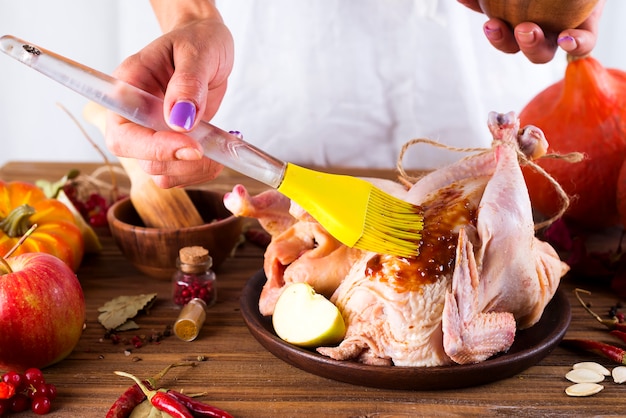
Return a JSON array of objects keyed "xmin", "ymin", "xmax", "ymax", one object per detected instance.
[{"xmin": 0, "ymin": 1, "xmax": 624, "ymax": 171}]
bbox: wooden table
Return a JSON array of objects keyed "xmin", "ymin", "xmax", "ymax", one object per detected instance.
[{"xmin": 2, "ymin": 161, "xmax": 626, "ymax": 417}]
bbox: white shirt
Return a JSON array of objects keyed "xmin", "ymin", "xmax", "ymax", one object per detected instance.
[
  {"xmin": 0, "ymin": 0, "xmax": 623, "ymax": 170},
  {"xmin": 212, "ymin": 0, "xmax": 566, "ymax": 170}
]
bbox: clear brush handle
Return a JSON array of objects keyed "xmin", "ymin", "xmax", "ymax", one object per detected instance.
[{"xmin": 0, "ymin": 34, "xmax": 286, "ymax": 188}]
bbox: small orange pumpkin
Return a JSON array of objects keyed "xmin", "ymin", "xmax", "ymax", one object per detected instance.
[
  {"xmin": 0, "ymin": 181, "xmax": 84, "ymax": 271},
  {"xmin": 520, "ymin": 55, "xmax": 626, "ymax": 229}
]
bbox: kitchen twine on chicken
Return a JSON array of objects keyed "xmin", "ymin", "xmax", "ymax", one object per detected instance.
[{"xmin": 395, "ymin": 137, "xmax": 584, "ymax": 231}]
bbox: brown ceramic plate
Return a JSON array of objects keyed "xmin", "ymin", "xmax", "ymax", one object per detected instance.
[{"xmin": 240, "ymin": 270, "xmax": 571, "ymax": 390}]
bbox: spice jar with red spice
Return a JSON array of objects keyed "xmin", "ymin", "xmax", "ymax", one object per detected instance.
[
  {"xmin": 171, "ymin": 246, "xmax": 217, "ymax": 308},
  {"xmin": 171, "ymin": 246, "xmax": 216, "ymax": 342}
]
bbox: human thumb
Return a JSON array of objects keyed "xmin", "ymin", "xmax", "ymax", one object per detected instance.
[
  {"xmin": 163, "ymin": 24, "xmax": 234, "ymax": 132},
  {"xmin": 165, "ymin": 72, "xmax": 207, "ymax": 132}
]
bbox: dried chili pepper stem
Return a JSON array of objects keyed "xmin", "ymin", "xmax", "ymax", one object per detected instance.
[
  {"xmin": 574, "ymin": 288, "xmax": 626, "ymax": 331},
  {"xmin": 144, "ymin": 361, "xmax": 197, "ymax": 389},
  {"xmin": 114, "ymin": 371, "xmax": 193, "ymax": 418},
  {"xmin": 561, "ymin": 338, "xmax": 626, "ymax": 365}
]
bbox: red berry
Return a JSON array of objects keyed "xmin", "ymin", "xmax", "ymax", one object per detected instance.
[
  {"xmin": 24, "ymin": 368, "xmax": 45, "ymax": 386},
  {"xmin": 45, "ymin": 384, "xmax": 57, "ymax": 401},
  {"xmin": 30, "ymin": 383, "xmax": 55, "ymax": 400},
  {"xmin": 62, "ymin": 184, "xmax": 77, "ymax": 201},
  {"xmin": 10, "ymin": 394, "xmax": 29, "ymax": 413},
  {"xmin": 31, "ymin": 396, "xmax": 51, "ymax": 415},
  {"xmin": 2, "ymin": 371, "xmax": 26, "ymax": 392},
  {"xmin": 89, "ymin": 211, "xmax": 108, "ymax": 228}
]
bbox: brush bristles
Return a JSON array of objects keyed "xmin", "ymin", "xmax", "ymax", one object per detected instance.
[
  {"xmin": 355, "ymin": 187, "xmax": 423, "ymax": 258},
  {"xmin": 276, "ymin": 163, "xmax": 423, "ymax": 257}
]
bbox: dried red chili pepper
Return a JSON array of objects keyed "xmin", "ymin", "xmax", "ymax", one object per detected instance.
[
  {"xmin": 149, "ymin": 391, "xmax": 194, "ymax": 418},
  {"xmin": 105, "ymin": 383, "xmax": 147, "ymax": 418},
  {"xmin": 115, "ymin": 371, "xmax": 193, "ymax": 418},
  {"xmin": 106, "ymin": 363, "xmax": 195, "ymax": 418},
  {"xmin": 561, "ymin": 338, "xmax": 626, "ymax": 365},
  {"xmin": 610, "ymin": 329, "xmax": 626, "ymax": 344},
  {"xmin": 166, "ymin": 390, "xmax": 234, "ymax": 418},
  {"xmin": 0, "ymin": 382, "xmax": 16, "ymax": 400},
  {"xmin": 574, "ymin": 288, "xmax": 626, "ymax": 332}
]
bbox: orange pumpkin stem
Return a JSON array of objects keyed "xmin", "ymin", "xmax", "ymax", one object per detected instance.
[
  {"xmin": 566, "ymin": 53, "xmax": 591, "ymax": 63},
  {"xmin": 0, "ymin": 204, "xmax": 36, "ymax": 237}
]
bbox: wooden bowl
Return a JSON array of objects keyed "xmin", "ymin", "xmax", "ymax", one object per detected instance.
[
  {"xmin": 478, "ymin": 0, "xmax": 599, "ymax": 33},
  {"xmin": 108, "ymin": 189, "xmax": 243, "ymax": 279}
]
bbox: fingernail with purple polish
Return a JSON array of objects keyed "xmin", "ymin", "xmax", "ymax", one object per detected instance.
[
  {"xmin": 484, "ymin": 25, "xmax": 502, "ymax": 41},
  {"xmin": 557, "ymin": 35, "xmax": 577, "ymax": 51},
  {"xmin": 169, "ymin": 101, "xmax": 196, "ymax": 131}
]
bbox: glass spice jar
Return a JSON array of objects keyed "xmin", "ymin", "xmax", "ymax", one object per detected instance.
[{"xmin": 172, "ymin": 246, "xmax": 217, "ymax": 308}]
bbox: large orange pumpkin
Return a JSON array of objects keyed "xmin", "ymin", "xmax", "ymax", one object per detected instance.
[
  {"xmin": 520, "ymin": 55, "xmax": 626, "ymax": 229},
  {"xmin": 0, "ymin": 181, "xmax": 84, "ymax": 271},
  {"xmin": 618, "ymin": 163, "xmax": 626, "ymax": 227}
]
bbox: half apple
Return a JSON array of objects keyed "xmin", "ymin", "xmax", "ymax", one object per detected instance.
[{"xmin": 272, "ymin": 282, "xmax": 346, "ymax": 348}]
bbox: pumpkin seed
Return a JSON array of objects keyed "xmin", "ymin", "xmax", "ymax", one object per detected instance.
[
  {"xmin": 565, "ymin": 368, "xmax": 605, "ymax": 384},
  {"xmin": 612, "ymin": 366, "xmax": 626, "ymax": 384},
  {"xmin": 565, "ymin": 383, "xmax": 604, "ymax": 397},
  {"xmin": 573, "ymin": 361, "xmax": 611, "ymax": 376}
]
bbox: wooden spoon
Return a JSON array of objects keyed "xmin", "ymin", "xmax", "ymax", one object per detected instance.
[{"xmin": 83, "ymin": 102, "xmax": 205, "ymax": 229}]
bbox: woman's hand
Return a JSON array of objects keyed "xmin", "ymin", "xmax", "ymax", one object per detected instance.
[
  {"xmin": 105, "ymin": 0, "xmax": 234, "ymax": 187},
  {"xmin": 458, "ymin": 0, "xmax": 605, "ymax": 63}
]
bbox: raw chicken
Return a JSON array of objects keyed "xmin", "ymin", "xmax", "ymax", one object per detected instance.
[
  {"xmin": 225, "ymin": 111, "xmax": 569, "ymax": 366},
  {"xmin": 224, "ymin": 185, "xmax": 364, "ymax": 315}
]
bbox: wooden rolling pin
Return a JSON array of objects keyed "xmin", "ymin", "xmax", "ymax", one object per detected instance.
[{"xmin": 83, "ymin": 102, "xmax": 205, "ymax": 229}]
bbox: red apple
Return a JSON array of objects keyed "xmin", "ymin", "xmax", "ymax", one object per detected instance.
[{"xmin": 0, "ymin": 252, "xmax": 86, "ymax": 371}]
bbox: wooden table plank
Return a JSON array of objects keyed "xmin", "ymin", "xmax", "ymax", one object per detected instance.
[{"xmin": 2, "ymin": 161, "xmax": 626, "ymax": 417}]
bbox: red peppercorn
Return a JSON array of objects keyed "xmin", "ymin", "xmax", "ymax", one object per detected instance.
[{"xmin": 131, "ymin": 336, "xmax": 144, "ymax": 349}]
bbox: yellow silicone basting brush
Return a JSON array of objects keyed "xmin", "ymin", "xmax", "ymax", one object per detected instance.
[{"xmin": 0, "ymin": 35, "xmax": 423, "ymax": 257}]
